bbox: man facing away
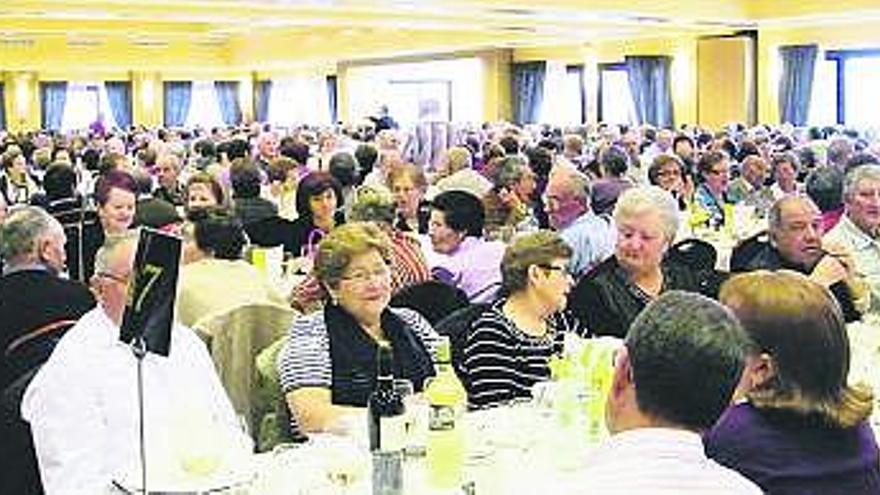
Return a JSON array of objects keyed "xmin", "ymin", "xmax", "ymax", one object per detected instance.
[
  {"xmin": 573, "ymin": 291, "xmax": 760, "ymax": 494},
  {"xmin": 22, "ymin": 231, "xmax": 248, "ymax": 495},
  {"xmin": 0, "ymin": 206, "xmax": 95, "ymax": 390}
]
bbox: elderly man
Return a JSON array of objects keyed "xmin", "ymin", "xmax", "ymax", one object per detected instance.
[
  {"xmin": 727, "ymin": 155, "xmax": 773, "ymax": 214},
  {"xmin": 545, "ymin": 166, "xmax": 615, "ymax": 278},
  {"xmin": 824, "ymin": 164, "xmax": 880, "ymax": 312},
  {"xmin": 0, "ymin": 206, "xmax": 94, "ymax": 390},
  {"xmin": 732, "ymin": 195, "xmax": 865, "ymax": 321},
  {"xmin": 254, "ymin": 131, "xmax": 279, "ymax": 171},
  {"xmin": 482, "ymin": 155, "xmax": 538, "ymax": 239},
  {"xmin": 22, "ymin": 231, "xmax": 246, "ymax": 494},
  {"xmin": 573, "ymin": 291, "xmax": 759, "ymax": 494},
  {"xmin": 154, "ymin": 153, "xmax": 185, "ymax": 207},
  {"xmin": 424, "ymin": 190, "xmax": 504, "ymax": 302}
]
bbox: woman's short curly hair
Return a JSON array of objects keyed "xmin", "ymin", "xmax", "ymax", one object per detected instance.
[
  {"xmin": 314, "ymin": 222, "xmax": 392, "ymax": 290},
  {"xmin": 500, "ymin": 230, "xmax": 572, "ymax": 295}
]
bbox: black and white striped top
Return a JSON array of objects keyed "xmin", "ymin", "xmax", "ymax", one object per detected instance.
[
  {"xmin": 277, "ymin": 306, "xmax": 438, "ymax": 393},
  {"xmin": 462, "ymin": 299, "xmax": 584, "ymax": 410}
]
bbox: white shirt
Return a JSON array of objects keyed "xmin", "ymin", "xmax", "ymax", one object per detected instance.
[
  {"xmin": 567, "ymin": 428, "xmax": 760, "ymax": 494},
  {"xmin": 824, "ymin": 214, "xmax": 880, "ymax": 312},
  {"xmin": 22, "ymin": 307, "xmax": 246, "ymax": 495}
]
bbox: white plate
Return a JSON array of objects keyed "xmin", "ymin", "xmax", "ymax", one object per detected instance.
[{"xmin": 113, "ymin": 460, "xmax": 256, "ymax": 494}]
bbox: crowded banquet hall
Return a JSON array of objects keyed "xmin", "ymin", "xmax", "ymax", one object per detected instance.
[{"xmin": 2, "ymin": 0, "xmax": 880, "ymax": 493}]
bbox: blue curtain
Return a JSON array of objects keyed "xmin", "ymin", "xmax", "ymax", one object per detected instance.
[
  {"xmin": 327, "ymin": 75, "xmax": 338, "ymax": 124},
  {"xmin": 40, "ymin": 82, "xmax": 68, "ymax": 130},
  {"xmin": 254, "ymin": 80, "xmax": 271, "ymax": 123},
  {"xmin": 0, "ymin": 83, "xmax": 6, "ymax": 131},
  {"xmin": 214, "ymin": 81, "xmax": 242, "ymax": 125},
  {"xmin": 163, "ymin": 81, "xmax": 192, "ymax": 127},
  {"xmin": 567, "ymin": 64, "xmax": 586, "ymax": 123},
  {"xmin": 105, "ymin": 81, "xmax": 132, "ymax": 130},
  {"xmin": 625, "ymin": 56, "xmax": 674, "ymax": 128},
  {"xmin": 511, "ymin": 61, "xmax": 546, "ymax": 124},
  {"xmin": 778, "ymin": 45, "xmax": 818, "ymax": 126}
]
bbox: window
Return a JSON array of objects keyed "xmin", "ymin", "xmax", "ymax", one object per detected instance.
[
  {"xmin": 346, "ymin": 57, "xmax": 482, "ymax": 124},
  {"xmin": 61, "ymin": 83, "xmax": 116, "ymax": 132},
  {"xmin": 825, "ymin": 49, "xmax": 880, "ymax": 130},
  {"xmin": 598, "ymin": 64, "xmax": 637, "ymax": 125},
  {"xmin": 844, "ymin": 56, "xmax": 880, "ymax": 131},
  {"xmin": 807, "ymin": 58, "xmax": 837, "ymax": 127},
  {"xmin": 184, "ymin": 80, "xmax": 224, "ymax": 129},
  {"xmin": 268, "ymin": 75, "xmax": 332, "ymax": 126},
  {"xmin": 539, "ymin": 62, "xmax": 585, "ymax": 125}
]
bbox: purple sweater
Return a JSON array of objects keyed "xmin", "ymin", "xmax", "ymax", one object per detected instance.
[{"xmin": 704, "ymin": 402, "xmax": 880, "ymax": 495}]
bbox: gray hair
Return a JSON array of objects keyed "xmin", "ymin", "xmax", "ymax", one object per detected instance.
[
  {"xmin": 0, "ymin": 206, "xmax": 61, "ymax": 266},
  {"xmin": 93, "ymin": 230, "xmax": 140, "ymax": 278},
  {"xmin": 491, "ymin": 155, "xmax": 528, "ymax": 189},
  {"xmin": 843, "ymin": 164, "xmax": 880, "ymax": 202},
  {"xmin": 550, "ymin": 167, "xmax": 591, "ymax": 204},
  {"xmin": 613, "ymin": 186, "xmax": 680, "ymax": 242},
  {"xmin": 349, "ymin": 185, "xmax": 397, "ymax": 225},
  {"xmin": 768, "ymin": 195, "xmax": 816, "ymax": 233}
]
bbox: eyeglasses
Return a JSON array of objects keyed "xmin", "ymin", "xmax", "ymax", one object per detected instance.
[
  {"xmin": 537, "ymin": 264, "xmax": 568, "ymax": 274},
  {"xmin": 341, "ymin": 266, "xmax": 391, "ymax": 285},
  {"xmin": 96, "ymin": 271, "xmax": 131, "ymax": 285}
]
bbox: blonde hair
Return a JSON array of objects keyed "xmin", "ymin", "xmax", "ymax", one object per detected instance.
[
  {"xmin": 314, "ymin": 222, "xmax": 391, "ymax": 290},
  {"xmin": 720, "ymin": 270, "xmax": 873, "ymax": 428}
]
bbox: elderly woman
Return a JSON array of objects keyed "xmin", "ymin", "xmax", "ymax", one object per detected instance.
[
  {"xmin": 264, "ymin": 157, "xmax": 299, "ymax": 221},
  {"xmin": 177, "ymin": 207, "xmax": 287, "ymax": 327},
  {"xmin": 287, "ymin": 171, "xmax": 345, "ymax": 258},
  {"xmin": 1, "ymin": 146, "xmax": 39, "ymax": 205},
  {"xmin": 185, "ymin": 172, "xmax": 225, "ymax": 216},
  {"xmin": 770, "ymin": 151, "xmax": 802, "ymax": 200},
  {"xmin": 648, "ymin": 153, "xmax": 692, "ymax": 210},
  {"xmin": 388, "ymin": 163, "xmax": 430, "ymax": 234},
  {"xmin": 463, "ymin": 230, "xmax": 584, "ymax": 409},
  {"xmin": 69, "ymin": 169, "xmax": 137, "ymax": 283},
  {"xmin": 289, "ymin": 185, "xmax": 431, "ymax": 314},
  {"xmin": 694, "ymin": 150, "xmax": 731, "ymax": 228},
  {"xmin": 567, "ymin": 186, "xmax": 712, "ymax": 338},
  {"xmin": 277, "ymin": 222, "xmax": 438, "ymax": 432},
  {"xmin": 706, "ymin": 271, "xmax": 879, "ymax": 493}
]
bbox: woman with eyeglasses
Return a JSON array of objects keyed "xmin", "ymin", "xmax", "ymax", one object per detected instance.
[
  {"xmin": 277, "ymin": 222, "xmax": 438, "ymax": 433},
  {"xmin": 694, "ymin": 150, "xmax": 732, "ymax": 228},
  {"xmin": 648, "ymin": 153, "xmax": 693, "ymax": 211},
  {"xmin": 463, "ymin": 230, "xmax": 584, "ymax": 410}
]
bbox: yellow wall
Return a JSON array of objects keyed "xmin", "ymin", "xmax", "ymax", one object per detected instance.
[
  {"xmin": 697, "ymin": 36, "xmax": 753, "ymax": 128},
  {"xmin": 758, "ymin": 20, "xmax": 880, "ymax": 124}
]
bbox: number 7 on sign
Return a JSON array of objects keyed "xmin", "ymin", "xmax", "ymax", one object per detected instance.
[{"xmin": 133, "ymin": 264, "xmax": 164, "ymax": 313}]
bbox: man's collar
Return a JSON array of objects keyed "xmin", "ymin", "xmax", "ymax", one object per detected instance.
[
  {"xmin": 3, "ymin": 262, "xmax": 54, "ymax": 277},
  {"xmin": 842, "ymin": 214, "xmax": 880, "ymax": 245}
]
